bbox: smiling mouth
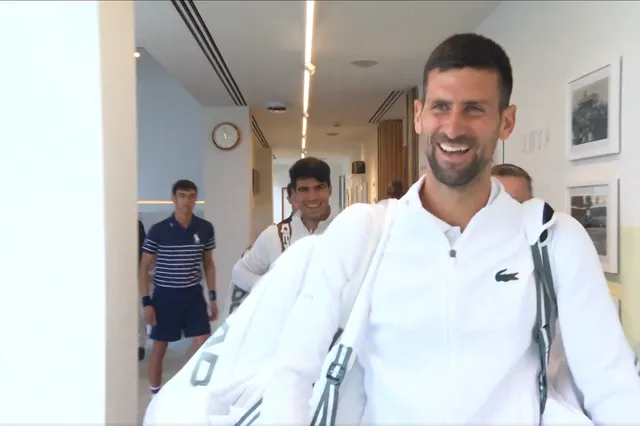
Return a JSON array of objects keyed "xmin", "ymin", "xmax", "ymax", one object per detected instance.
[
  {"xmin": 305, "ymin": 203, "xmax": 322, "ymax": 208},
  {"xmin": 438, "ymin": 142, "xmax": 470, "ymax": 154}
]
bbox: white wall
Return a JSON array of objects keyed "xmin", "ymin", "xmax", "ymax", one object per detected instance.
[
  {"xmin": 328, "ymin": 156, "xmax": 349, "ymax": 211},
  {"xmin": 477, "ymin": 2, "xmax": 640, "ymax": 212},
  {"xmin": 252, "ymin": 136, "xmax": 274, "ymax": 239},
  {"xmin": 477, "ymin": 1, "xmax": 640, "ymax": 347},
  {"xmin": 203, "ymin": 106, "xmax": 251, "ymax": 325},
  {"xmin": 272, "ymin": 164, "xmax": 291, "ymax": 223},
  {"xmin": 136, "ymin": 50, "xmax": 205, "ymax": 202},
  {"xmin": 359, "ymin": 136, "xmax": 378, "ymax": 203},
  {"xmin": 0, "ymin": 1, "xmax": 137, "ymax": 422}
]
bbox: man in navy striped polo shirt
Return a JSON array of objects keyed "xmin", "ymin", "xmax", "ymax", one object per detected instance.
[{"xmin": 139, "ymin": 179, "xmax": 218, "ymax": 394}]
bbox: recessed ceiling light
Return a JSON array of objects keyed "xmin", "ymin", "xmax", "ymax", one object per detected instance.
[
  {"xmin": 266, "ymin": 101, "xmax": 287, "ymax": 113},
  {"xmin": 133, "ymin": 51, "xmax": 141, "ymax": 58},
  {"xmin": 350, "ymin": 60, "xmax": 378, "ymax": 68},
  {"xmin": 326, "ymin": 132, "xmax": 339, "ymax": 137}
]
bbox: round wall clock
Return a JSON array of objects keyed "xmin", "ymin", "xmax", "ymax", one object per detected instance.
[{"xmin": 212, "ymin": 122, "xmax": 240, "ymax": 150}]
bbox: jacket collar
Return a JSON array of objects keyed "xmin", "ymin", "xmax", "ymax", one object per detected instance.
[{"xmin": 402, "ymin": 174, "xmax": 504, "ymax": 213}]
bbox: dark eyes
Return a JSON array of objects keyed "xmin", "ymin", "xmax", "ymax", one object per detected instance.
[
  {"xmin": 431, "ymin": 103, "xmax": 449, "ymax": 111},
  {"xmin": 466, "ymin": 105, "xmax": 484, "ymax": 113},
  {"xmin": 430, "ymin": 103, "xmax": 484, "ymax": 113}
]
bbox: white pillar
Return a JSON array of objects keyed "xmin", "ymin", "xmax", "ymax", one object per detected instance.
[
  {"xmin": 0, "ymin": 1, "xmax": 138, "ymax": 423},
  {"xmin": 203, "ymin": 107, "xmax": 252, "ymax": 325}
]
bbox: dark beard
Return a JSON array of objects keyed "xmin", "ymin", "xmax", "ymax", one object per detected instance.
[{"xmin": 426, "ymin": 133, "xmax": 488, "ymax": 187}]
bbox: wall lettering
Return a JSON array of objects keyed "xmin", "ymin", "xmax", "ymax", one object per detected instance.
[{"xmin": 521, "ymin": 127, "xmax": 551, "ymax": 154}]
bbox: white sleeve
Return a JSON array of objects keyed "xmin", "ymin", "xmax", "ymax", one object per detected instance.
[
  {"xmin": 231, "ymin": 225, "xmax": 280, "ymax": 292},
  {"xmin": 258, "ymin": 204, "xmax": 376, "ymax": 424},
  {"xmin": 552, "ymin": 213, "xmax": 640, "ymax": 424}
]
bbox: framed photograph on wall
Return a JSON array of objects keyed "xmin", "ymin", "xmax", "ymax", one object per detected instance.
[
  {"xmin": 566, "ymin": 57, "xmax": 621, "ymax": 161},
  {"xmin": 566, "ymin": 177, "xmax": 619, "ymax": 273}
]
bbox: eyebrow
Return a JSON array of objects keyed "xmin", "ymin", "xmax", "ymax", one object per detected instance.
[
  {"xmin": 298, "ymin": 183, "xmax": 326, "ymax": 190},
  {"xmin": 427, "ymin": 98, "xmax": 491, "ymax": 107}
]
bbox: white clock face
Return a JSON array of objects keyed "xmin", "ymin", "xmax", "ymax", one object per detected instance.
[{"xmin": 213, "ymin": 124, "xmax": 239, "ymax": 149}]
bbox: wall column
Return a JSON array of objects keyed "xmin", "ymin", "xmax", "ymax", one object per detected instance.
[
  {"xmin": 0, "ymin": 1, "xmax": 138, "ymax": 423},
  {"xmin": 203, "ymin": 107, "xmax": 252, "ymax": 325},
  {"xmin": 377, "ymin": 119, "xmax": 404, "ymax": 198}
]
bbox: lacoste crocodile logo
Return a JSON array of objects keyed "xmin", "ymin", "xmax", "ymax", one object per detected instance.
[{"xmin": 495, "ymin": 269, "xmax": 519, "ymax": 282}]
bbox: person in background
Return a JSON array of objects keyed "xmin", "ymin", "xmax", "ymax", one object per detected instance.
[
  {"xmin": 231, "ymin": 157, "xmax": 335, "ymax": 294},
  {"xmin": 285, "ymin": 182, "xmax": 299, "ymax": 220},
  {"xmin": 387, "ymin": 179, "xmax": 405, "ymax": 199},
  {"xmin": 226, "ymin": 181, "xmax": 305, "ymax": 316},
  {"xmin": 491, "ymin": 163, "xmax": 532, "ymax": 202},
  {"xmin": 491, "ymin": 162, "xmax": 637, "ymax": 408},
  {"xmin": 138, "ymin": 219, "xmax": 147, "ymax": 361},
  {"xmin": 139, "ymin": 179, "xmax": 218, "ymax": 395}
]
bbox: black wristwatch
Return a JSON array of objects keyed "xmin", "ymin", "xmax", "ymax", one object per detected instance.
[{"xmin": 209, "ymin": 290, "xmax": 217, "ymax": 302}]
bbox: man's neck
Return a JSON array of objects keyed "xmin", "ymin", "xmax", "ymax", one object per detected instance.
[
  {"xmin": 420, "ymin": 172, "xmax": 492, "ymax": 231},
  {"xmin": 301, "ymin": 207, "xmax": 330, "ymax": 233},
  {"xmin": 174, "ymin": 212, "xmax": 193, "ymax": 228},
  {"xmin": 301, "ymin": 217, "xmax": 319, "ymax": 233}
]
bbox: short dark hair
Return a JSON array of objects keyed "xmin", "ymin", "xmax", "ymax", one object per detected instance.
[
  {"xmin": 491, "ymin": 163, "xmax": 532, "ymax": 194},
  {"xmin": 423, "ymin": 33, "xmax": 513, "ymax": 110},
  {"xmin": 172, "ymin": 179, "xmax": 198, "ymax": 195},
  {"xmin": 286, "ymin": 183, "xmax": 295, "ymax": 198},
  {"xmin": 289, "ymin": 157, "xmax": 331, "ymax": 188}
]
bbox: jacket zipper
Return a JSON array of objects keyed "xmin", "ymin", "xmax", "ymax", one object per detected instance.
[{"xmin": 442, "ymin": 247, "xmax": 457, "ymax": 424}]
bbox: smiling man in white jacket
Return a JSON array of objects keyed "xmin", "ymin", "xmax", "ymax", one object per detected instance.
[
  {"xmin": 258, "ymin": 33, "xmax": 640, "ymax": 425},
  {"xmin": 231, "ymin": 157, "xmax": 336, "ymax": 293}
]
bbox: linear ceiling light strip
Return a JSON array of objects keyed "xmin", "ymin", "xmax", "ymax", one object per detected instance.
[{"xmin": 301, "ymin": 0, "xmax": 316, "ymax": 157}]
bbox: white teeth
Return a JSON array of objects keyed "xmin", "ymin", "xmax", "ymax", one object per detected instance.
[
  {"xmin": 307, "ymin": 204, "xmax": 320, "ymax": 208},
  {"xmin": 439, "ymin": 143, "xmax": 469, "ymax": 153}
]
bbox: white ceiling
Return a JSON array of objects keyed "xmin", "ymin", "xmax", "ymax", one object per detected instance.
[{"xmin": 135, "ymin": 0, "xmax": 501, "ymax": 160}]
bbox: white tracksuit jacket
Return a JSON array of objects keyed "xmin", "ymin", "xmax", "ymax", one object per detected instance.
[
  {"xmin": 259, "ymin": 177, "xmax": 640, "ymax": 425},
  {"xmin": 231, "ymin": 211, "xmax": 335, "ymax": 292}
]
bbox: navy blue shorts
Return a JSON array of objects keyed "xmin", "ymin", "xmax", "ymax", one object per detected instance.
[{"xmin": 150, "ymin": 285, "xmax": 211, "ymax": 342}]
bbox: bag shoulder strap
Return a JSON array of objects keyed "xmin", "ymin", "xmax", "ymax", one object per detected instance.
[
  {"xmin": 311, "ymin": 200, "xmax": 398, "ymax": 426},
  {"xmin": 276, "ymin": 216, "xmax": 293, "ymax": 252},
  {"xmin": 526, "ymin": 199, "xmax": 558, "ymax": 422}
]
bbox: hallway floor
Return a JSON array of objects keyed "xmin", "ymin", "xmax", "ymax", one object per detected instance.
[{"xmin": 137, "ymin": 337, "xmax": 192, "ymax": 424}]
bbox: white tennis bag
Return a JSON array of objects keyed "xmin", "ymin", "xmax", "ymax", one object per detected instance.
[
  {"xmin": 145, "ymin": 196, "xmax": 623, "ymax": 426},
  {"xmin": 143, "ymin": 200, "xmax": 397, "ymax": 426}
]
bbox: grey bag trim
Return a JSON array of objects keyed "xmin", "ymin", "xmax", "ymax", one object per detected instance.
[{"xmin": 530, "ymin": 201, "xmax": 558, "ymax": 423}]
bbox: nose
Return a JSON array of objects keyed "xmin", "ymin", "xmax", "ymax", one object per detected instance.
[{"xmin": 440, "ymin": 107, "xmax": 467, "ymax": 140}]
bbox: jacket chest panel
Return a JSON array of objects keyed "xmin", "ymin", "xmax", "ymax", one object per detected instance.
[{"xmin": 369, "ymin": 227, "xmax": 537, "ymax": 339}]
